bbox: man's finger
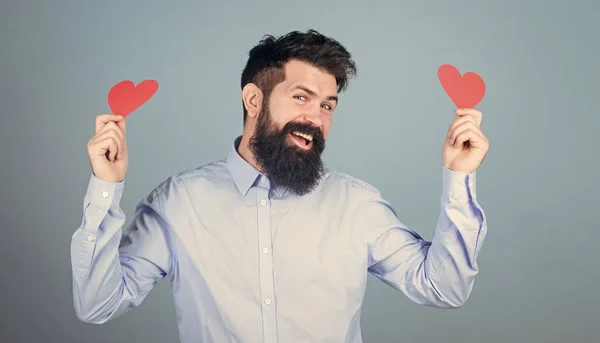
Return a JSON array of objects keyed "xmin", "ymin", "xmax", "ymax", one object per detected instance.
[
  {"xmin": 449, "ymin": 122, "xmax": 482, "ymax": 146},
  {"xmin": 454, "ymin": 129, "xmax": 488, "ymax": 149},
  {"xmin": 116, "ymin": 117, "xmax": 126, "ymax": 136},
  {"xmin": 456, "ymin": 108, "xmax": 483, "ymax": 126},
  {"xmin": 95, "ymin": 114, "xmax": 125, "ymax": 134},
  {"xmin": 448, "ymin": 115, "xmax": 478, "ymax": 138}
]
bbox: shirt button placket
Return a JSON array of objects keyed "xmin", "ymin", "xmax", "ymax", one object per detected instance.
[{"xmin": 256, "ymin": 187, "xmax": 278, "ymax": 342}]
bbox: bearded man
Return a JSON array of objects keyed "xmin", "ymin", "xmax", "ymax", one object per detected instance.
[{"xmin": 73, "ymin": 29, "xmax": 489, "ymax": 343}]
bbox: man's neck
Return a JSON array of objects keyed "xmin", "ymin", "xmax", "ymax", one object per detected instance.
[{"xmin": 237, "ymin": 134, "xmax": 264, "ymax": 174}]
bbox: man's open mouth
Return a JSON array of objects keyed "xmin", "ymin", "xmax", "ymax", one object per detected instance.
[{"xmin": 289, "ymin": 131, "xmax": 314, "ymax": 150}]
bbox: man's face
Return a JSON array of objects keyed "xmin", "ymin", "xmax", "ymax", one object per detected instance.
[{"xmin": 249, "ymin": 60, "xmax": 339, "ymax": 196}]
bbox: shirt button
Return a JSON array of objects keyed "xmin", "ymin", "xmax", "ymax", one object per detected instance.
[
  {"xmin": 102, "ymin": 191, "xmax": 109, "ymax": 198},
  {"xmin": 260, "ymin": 200, "xmax": 266, "ymax": 206},
  {"xmin": 86, "ymin": 235, "xmax": 95, "ymax": 242},
  {"xmin": 262, "ymin": 248, "xmax": 269, "ymax": 254},
  {"xmin": 264, "ymin": 298, "xmax": 271, "ymax": 305},
  {"xmin": 261, "ymin": 176, "xmax": 267, "ymax": 183}
]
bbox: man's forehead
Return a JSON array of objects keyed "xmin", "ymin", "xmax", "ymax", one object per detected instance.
[{"xmin": 282, "ymin": 61, "xmax": 337, "ymax": 90}]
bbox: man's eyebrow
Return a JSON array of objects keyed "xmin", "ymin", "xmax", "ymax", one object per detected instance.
[{"xmin": 293, "ymin": 85, "xmax": 338, "ymax": 102}]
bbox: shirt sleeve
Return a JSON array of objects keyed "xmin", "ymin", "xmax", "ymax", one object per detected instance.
[
  {"xmin": 70, "ymin": 174, "xmax": 173, "ymax": 323},
  {"xmin": 364, "ymin": 166, "xmax": 488, "ymax": 308}
]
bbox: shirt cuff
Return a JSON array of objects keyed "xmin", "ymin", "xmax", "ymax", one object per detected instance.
[
  {"xmin": 84, "ymin": 173, "xmax": 125, "ymax": 212},
  {"xmin": 441, "ymin": 166, "xmax": 476, "ymax": 202}
]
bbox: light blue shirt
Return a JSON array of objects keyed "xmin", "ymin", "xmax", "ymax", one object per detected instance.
[{"xmin": 71, "ymin": 136, "xmax": 488, "ymax": 343}]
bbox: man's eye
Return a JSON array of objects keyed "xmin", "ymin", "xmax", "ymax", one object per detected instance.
[
  {"xmin": 294, "ymin": 95, "xmax": 306, "ymax": 101},
  {"xmin": 322, "ymin": 104, "xmax": 332, "ymax": 111}
]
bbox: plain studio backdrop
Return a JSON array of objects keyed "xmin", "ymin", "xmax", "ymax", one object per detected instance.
[{"xmin": 1, "ymin": 0, "xmax": 598, "ymax": 342}]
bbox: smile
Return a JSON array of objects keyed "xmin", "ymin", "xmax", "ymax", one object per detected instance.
[{"xmin": 289, "ymin": 132, "xmax": 313, "ymax": 150}]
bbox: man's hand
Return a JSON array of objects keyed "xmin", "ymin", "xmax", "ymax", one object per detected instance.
[
  {"xmin": 87, "ymin": 114, "xmax": 129, "ymax": 182},
  {"xmin": 442, "ymin": 108, "xmax": 489, "ymax": 173}
]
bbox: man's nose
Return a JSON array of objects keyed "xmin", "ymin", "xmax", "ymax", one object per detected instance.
[{"xmin": 303, "ymin": 105, "xmax": 323, "ymax": 128}]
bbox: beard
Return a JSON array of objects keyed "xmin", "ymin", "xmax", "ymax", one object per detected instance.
[{"xmin": 248, "ymin": 104, "xmax": 326, "ymax": 197}]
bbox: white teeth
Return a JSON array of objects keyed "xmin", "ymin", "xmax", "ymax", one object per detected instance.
[{"xmin": 292, "ymin": 131, "xmax": 313, "ymax": 141}]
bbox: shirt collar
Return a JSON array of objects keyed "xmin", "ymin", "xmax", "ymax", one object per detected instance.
[{"xmin": 226, "ymin": 136, "xmax": 264, "ymax": 196}]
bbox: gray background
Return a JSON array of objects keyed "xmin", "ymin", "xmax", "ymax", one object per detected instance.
[{"xmin": 1, "ymin": 0, "xmax": 598, "ymax": 342}]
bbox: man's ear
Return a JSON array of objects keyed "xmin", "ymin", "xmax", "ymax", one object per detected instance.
[{"xmin": 242, "ymin": 83, "xmax": 263, "ymax": 120}]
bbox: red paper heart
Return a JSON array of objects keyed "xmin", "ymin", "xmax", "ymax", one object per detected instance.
[
  {"xmin": 108, "ymin": 79, "xmax": 158, "ymax": 116},
  {"xmin": 438, "ymin": 64, "xmax": 485, "ymax": 108}
]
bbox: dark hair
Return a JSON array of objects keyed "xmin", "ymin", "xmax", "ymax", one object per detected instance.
[{"xmin": 240, "ymin": 29, "xmax": 357, "ymax": 124}]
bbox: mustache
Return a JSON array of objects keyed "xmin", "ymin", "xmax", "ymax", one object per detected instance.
[{"xmin": 282, "ymin": 122, "xmax": 324, "ymax": 141}]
